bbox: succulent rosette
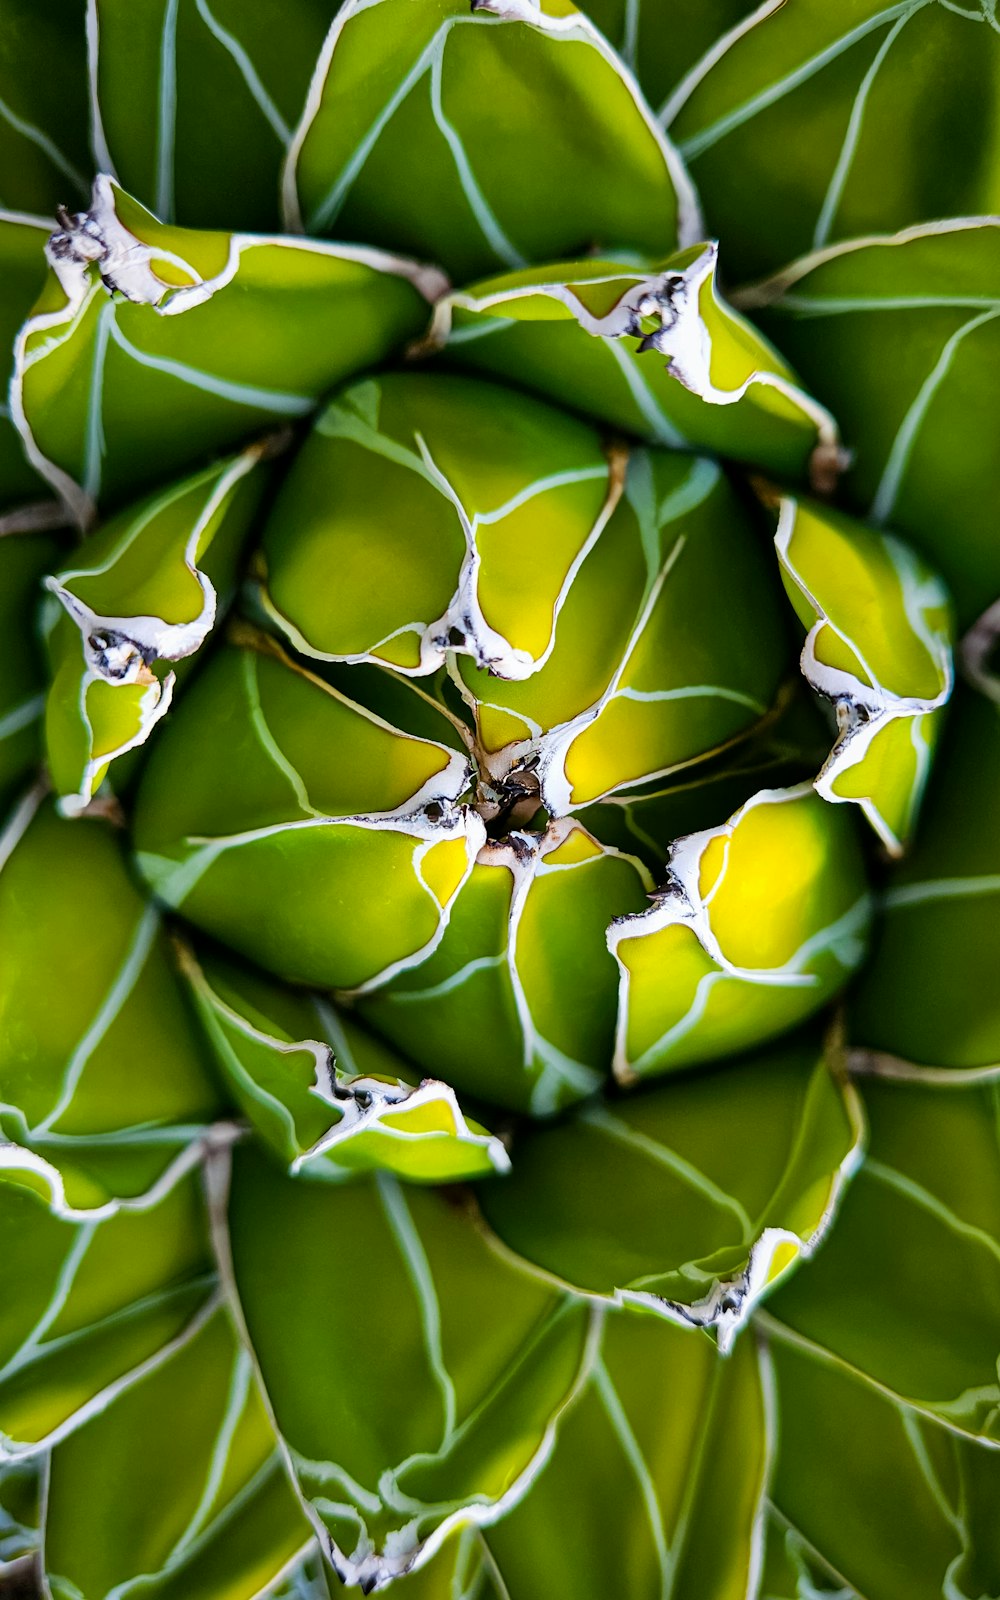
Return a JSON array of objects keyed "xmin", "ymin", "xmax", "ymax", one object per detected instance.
[{"xmin": 1, "ymin": 3, "xmax": 999, "ymax": 1598}]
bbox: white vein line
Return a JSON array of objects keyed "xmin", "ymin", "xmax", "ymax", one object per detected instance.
[
  {"xmin": 621, "ymin": 0, "xmax": 640, "ymax": 66},
  {"xmin": 384, "ymin": 953, "xmax": 506, "ymax": 1005},
  {"xmin": 771, "ymin": 292, "xmax": 1000, "ymax": 314},
  {"xmin": 170, "ymin": 1347, "xmax": 254, "ymax": 1560},
  {"xmin": 582, "ymin": 1105, "xmax": 754, "ymax": 1238},
  {"xmin": 377, "ymin": 1175, "xmax": 457, "ymax": 1442},
  {"xmin": 86, "ymin": 0, "xmax": 115, "ymax": 175},
  {"xmin": 0, "ymin": 693, "xmax": 45, "ymax": 741},
  {"xmin": 103, "ymin": 1453, "xmax": 287, "ymax": 1600},
  {"xmin": 31, "ymin": 903, "xmax": 160, "ymax": 1136},
  {"xmin": 605, "ymin": 338, "xmax": 687, "ymax": 447},
  {"xmin": 428, "ymin": 38, "xmax": 526, "ymax": 269},
  {"xmin": 193, "ymin": 0, "xmax": 292, "ymax": 143},
  {"xmin": 883, "ymin": 873, "xmax": 1000, "ymax": 908},
  {"xmin": 900, "ymin": 1409, "xmax": 964, "ymax": 1532},
  {"xmin": 106, "ymin": 318, "xmax": 314, "ymax": 414},
  {"xmin": 157, "ymin": 0, "xmax": 180, "ymax": 219},
  {"xmin": 677, "ymin": 2, "xmax": 918, "ymax": 160},
  {"xmin": 658, "ymin": 0, "xmax": 785, "ymax": 127},
  {"xmin": 307, "ymin": 28, "xmax": 442, "ymax": 232},
  {"xmin": 84, "ymin": 299, "xmax": 113, "ymax": 500},
  {"xmin": 241, "ymin": 652, "xmax": 317, "ymax": 816},
  {"xmin": 871, "ymin": 306, "xmax": 1000, "ymax": 522},
  {"xmin": 0, "ymin": 96, "xmax": 89, "ymax": 194},
  {"xmin": 473, "ymin": 465, "xmax": 607, "ymax": 527},
  {"xmin": 812, "ymin": 8, "xmax": 917, "ymax": 248},
  {"xmin": 866, "ymin": 1160, "xmax": 1000, "ymax": 1267},
  {"xmin": 0, "ymin": 1275, "xmax": 215, "ymax": 1388},
  {"xmin": 615, "ymin": 684, "xmax": 766, "ymax": 709},
  {"xmin": 593, "ymin": 1359, "xmax": 670, "ymax": 1597},
  {"xmin": 0, "ymin": 1225, "xmax": 96, "ymax": 1384}
]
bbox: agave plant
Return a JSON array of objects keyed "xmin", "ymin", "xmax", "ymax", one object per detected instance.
[{"xmin": 1, "ymin": 2, "xmax": 999, "ymax": 1597}]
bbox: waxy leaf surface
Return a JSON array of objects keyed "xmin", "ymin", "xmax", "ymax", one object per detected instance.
[
  {"xmin": 745, "ymin": 219, "xmax": 1000, "ymax": 627},
  {"xmin": 668, "ymin": 0, "xmax": 1000, "ymax": 282},
  {"xmin": 286, "ymin": 0, "xmax": 698, "ymax": 279},
  {"xmin": 15, "ymin": 177, "xmax": 442, "ymax": 521}
]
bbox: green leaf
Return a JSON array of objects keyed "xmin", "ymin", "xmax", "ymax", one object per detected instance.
[
  {"xmin": 476, "ymin": 1028, "xmax": 864, "ymax": 1348},
  {"xmin": 742, "ymin": 218, "xmax": 1000, "ymax": 628},
  {"xmin": 284, "ymin": 0, "xmax": 699, "ymax": 280},
  {"xmin": 0, "ymin": 530, "xmax": 67, "ymax": 818},
  {"xmin": 576, "ymin": 0, "xmax": 758, "ymax": 125},
  {"xmin": 43, "ymin": 1302, "xmax": 313, "ymax": 1600},
  {"xmin": 449, "ymin": 449, "xmax": 790, "ymax": 816},
  {"xmin": 849, "ymin": 688, "xmax": 1000, "ymax": 1078},
  {"xmin": 178, "ymin": 939, "xmax": 510, "ymax": 1183},
  {"xmin": 255, "ymin": 371, "xmax": 617, "ymax": 685},
  {"xmin": 482, "ymin": 1313, "xmax": 772, "ymax": 1600},
  {"xmin": 576, "ymin": 683, "xmax": 832, "ymax": 876},
  {"xmin": 667, "ymin": 0, "xmax": 1000, "ymax": 283},
  {"xmin": 43, "ymin": 443, "xmax": 271, "ymax": 813},
  {"xmin": 0, "ymin": 1154, "xmax": 215, "ymax": 1455},
  {"xmin": 218, "ymin": 1141, "xmax": 597, "ymax": 1590},
  {"xmin": 762, "ymin": 1075, "xmax": 1000, "ymax": 1444},
  {"xmin": 429, "ymin": 245, "xmax": 843, "ymax": 484},
  {"xmin": 358, "ymin": 816, "xmax": 652, "ymax": 1115},
  {"xmin": 256, "ymin": 373, "xmax": 792, "ymax": 816},
  {"xmin": 763, "ymin": 1332, "xmax": 982, "ymax": 1600},
  {"xmin": 0, "ymin": 213, "xmax": 54, "ymax": 510},
  {"xmin": 772, "ymin": 492, "xmax": 954, "ymax": 855},
  {"xmin": 0, "ymin": 2, "xmax": 91, "ymax": 217},
  {"xmin": 89, "ymin": 0, "xmax": 334, "ymax": 232},
  {"xmin": 132, "ymin": 631, "xmax": 485, "ymax": 996},
  {"xmin": 0, "ymin": 797, "xmax": 225, "ymax": 1211},
  {"xmin": 610, "ymin": 785, "xmax": 872, "ymax": 1081},
  {"xmin": 759, "ymin": 1510, "xmax": 861, "ymax": 1599},
  {"xmin": 13, "ymin": 176, "xmax": 444, "ymax": 522}
]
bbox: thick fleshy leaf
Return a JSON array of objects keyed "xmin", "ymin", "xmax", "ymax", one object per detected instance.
[
  {"xmin": 0, "ymin": 797, "xmax": 224, "ymax": 1210},
  {"xmin": 178, "ymin": 941, "xmax": 510, "ymax": 1183},
  {"xmin": 0, "ymin": 1155, "xmax": 215, "ymax": 1456},
  {"xmin": 255, "ymin": 371, "xmax": 618, "ymax": 685},
  {"xmin": 450, "ymin": 450, "xmax": 790, "ymax": 817},
  {"xmin": 762, "ymin": 1076, "xmax": 1000, "ymax": 1444},
  {"xmin": 0, "ymin": 213, "xmax": 53, "ymax": 509},
  {"xmin": 13, "ymin": 175, "xmax": 444, "ymax": 522},
  {"xmin": 763, "ymin": 1333, "xmax": 1000, "ymax": 1600},
  {"xmin": 284, "ymin": 0, "xmax": 699, "ymax": 280},
  {"xmin": 849, "ymin": 689, "xmax": 1000, "ymax": 1080},
  {"xmin": 576, "ymin": 0, "xmax": 757, "ymax": 123},
  {"xmin": 773, "ymin": 493, "xmax": 954, "ymax": 855},
  {"xmin": 742, "ymin": 219, "xmax": 1000, "ymax": 628},
  {"xmin": 482, "ymin": 1313, "xmax": 772, "ymax": 1600},
  {"xmin": 89, "ymin": 0, "xmax": 334, "ymax": 233},
  {"xmin": 0, "ymin": 530, "xmax": 67, "ymax": 817},
  {"xmin": 477, "ymin": 1029, "xmax": 863, "ymax": 1349},
  {"xmin": 577, "ymin": 682, "xmax": 831, "ymax": 874},
  {"xmin": 133, "ymin": 632, "xmax": 484, "ymax": 995},
  {"xmin": 218, "ymin": 1141, "xmax": 597, "ymax": 1590},
  {"xmin": 666, "ymin": 0, "xmax": 1000, "ymax": 283},
  {"xmin": 43, "ymin": 1303, "xmax": 312, "ymax": 1600},
  {"xmin": 0, "ymin": 3, "xmax": 91, "ymax": 218},
  {"xmin": 43, "ymin": 444, "xmax": 271, "ymax": 813},
  {"xmin": 610, "ymin": 785, "xmax": 871, "ymax": 1081},
  {"xmin": 359, "ymin": 816, "xmax": 653, "ymax": 1115},
  {"xmin": 429, "ymin": 245, "xmax": 843, "ymax": 485}
]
